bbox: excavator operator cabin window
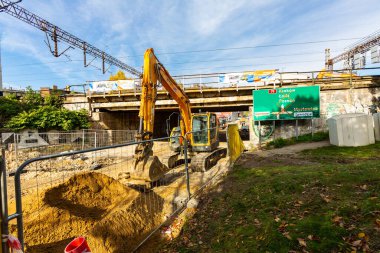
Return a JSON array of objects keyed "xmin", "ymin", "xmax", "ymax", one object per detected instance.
[
  {"xmin": 193, "ymin": 115, "xmax": 208, "ymax": 144},
  {"xmin": 210, "ymin": 114, "xmax": 217, "ymax": 140}
]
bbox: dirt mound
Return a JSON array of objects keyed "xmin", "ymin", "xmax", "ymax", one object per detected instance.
[{"xmin": 16, "ymin": 172, "xmax": 166, "ymax": 253}]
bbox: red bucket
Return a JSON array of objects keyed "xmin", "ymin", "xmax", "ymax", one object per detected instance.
[{"xmin": 64, "ymin": 237, "xmax": 91, "ymax": 253}]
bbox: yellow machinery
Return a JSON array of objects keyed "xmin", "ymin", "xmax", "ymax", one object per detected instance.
[
  {"xmin": 317, "ymin": 68, "xmax": 358, "ymax": 79},
  {"xmin": 129, "ymin": 48, "xmax": 226, "ymax": 187}
]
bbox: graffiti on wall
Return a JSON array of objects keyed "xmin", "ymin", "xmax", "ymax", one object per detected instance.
[{"xmin": 326, "ymin": 100, "xmax": 370, "ymax": 119}]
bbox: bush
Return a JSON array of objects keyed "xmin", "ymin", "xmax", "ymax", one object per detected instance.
[
  {"xmin": 5, "ymin": 107, "xmax": 90, "ymax": 131},
  {"xmin": 267, "ymin": 132, "xmax": 329, "ymax": 148},
  {"xmin": 0, "ymin": 94, "xmax": 23, "ymax": 128}
]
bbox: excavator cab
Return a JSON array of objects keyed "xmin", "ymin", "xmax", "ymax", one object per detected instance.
[
  {"xmin": 191, "ymin": 112, "xmax": 219, "ymax": 152},
  {"xmin": 169, "ymin": 126, "xmax": 182, "ymax": 152}
]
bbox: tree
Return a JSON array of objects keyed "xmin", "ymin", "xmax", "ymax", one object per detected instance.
[
  {"xmin": 43, "ymin": 95, "xmax": 63, "ymax": 108},
  {"xmin": 3, "ymin": 86, "xmax": 91, "ymax": 132},
  {"xmin": 109, "ymin": 70, "xmax": 127, "ymax": 81},
  {"xmin": 5, "ymin": 107, "xmax": 90, "ymax": 131},
  {"xmin": 22, "ymin": 86, "xmax": 43, "ymax": 111},
  {"xmin": 0, "ymin": 94, "xmax": 23, "ymax": 128}
]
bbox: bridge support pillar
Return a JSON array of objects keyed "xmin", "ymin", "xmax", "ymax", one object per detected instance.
[{"xmin": 248, "ymin": 106, "xmax": 259, "ymax": 148}]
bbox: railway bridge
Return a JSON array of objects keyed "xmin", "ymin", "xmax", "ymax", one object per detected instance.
[{"xmin": 64, "ymin": 75, "xmax": 380, "ymax": 138}]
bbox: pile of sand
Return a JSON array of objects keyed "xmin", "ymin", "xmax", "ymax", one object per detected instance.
[{"xmin": 15, "ymin": 172, "xmax": 166, "ymax": 252}]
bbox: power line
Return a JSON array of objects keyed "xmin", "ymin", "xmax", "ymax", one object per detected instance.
[
  {"xmin": 4, "ymin": 55, "xmax": 323, "ymax": 78},
  {"xmin": 167, "ymin": 50, "xmax": 344, "ymax": 65},
  {"xmin": 4, "ymin": 59, "xmax": 321, "ymax": 82},
  {"xmin": 171, "ymin": 59, "xmax": 320, "ymax": 71},
  {"xmin": 5, "ymin": 49, "xmax": 344, "ymax": 70},
  {"xmin": 117, "ymin": 38, "xmax": 361, "ymax": 58},
  {"xmin": 6, "ymin": 65, "xmax": 380, "ymax": 85}
]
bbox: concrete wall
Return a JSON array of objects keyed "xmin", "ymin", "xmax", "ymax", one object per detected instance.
[
  {"xmin": 91, "ymin": 111, "xmax": 178, "ymax": 138},
  {"xmin": 64, "ymin": 87, "xmax": 380, "ymax": 143},
  {"xmin": 63, "ymin": 95, "xmax": 90, "ymax": 111}
]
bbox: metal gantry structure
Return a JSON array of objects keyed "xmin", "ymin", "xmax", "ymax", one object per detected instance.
[
  {"xmin": 326, "ymin": 29, "xmax": 380, "ymax": 70},
  {"xmin": 0, "ymin": 0, "xmax": 142, "ymax": 77}
]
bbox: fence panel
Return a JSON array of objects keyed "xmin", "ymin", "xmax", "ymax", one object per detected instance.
[
  {"xmin": 5, "ymin": 136, "xmax": 201, "ymax": 252},
  {"xmin": 4, "ymin": 130, "xmax": 137, "ymax": 173}
]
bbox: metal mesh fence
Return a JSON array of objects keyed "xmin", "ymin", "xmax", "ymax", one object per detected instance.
[
  {"xmin": 4, "ymin": 129, "xmax": 137, "ymax": 173},
  {"xmin": 5, "ymin": 132, "xmax": 228, "ymax": 252}
]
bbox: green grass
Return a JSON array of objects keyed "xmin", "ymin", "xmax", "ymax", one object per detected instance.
[
  {"xmin": 267, "ymin": 131, "xmax": 329, "ymax": 148},
  {"xmin": 161, "ymin": 142, "xmax": 380, "ymax": 252}
]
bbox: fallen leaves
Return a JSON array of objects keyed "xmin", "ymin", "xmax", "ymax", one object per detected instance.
[
  {"xmin": 375, "ymin": 219, "xmax": 380, "ymax": 228},
  {"xmin": 282, "ymin": 232, "xmax": 292, "ymax": 240},
  {"xmin": 320, "ymin": 193, "xmax": 331, "ymax": 203},
  {"xmin": 253, "ymin": 218, "xmax": 261, "ymax": 227},
  {"xmin": 297, "ymin": 238, "xmax": 307, "ymax": 247},
  {"xmin": 344, "ymin": 232, "xmax": 371, "ymax": 252},
  {"xmin": 332, "ymin": 216, "xmax": 344, "ymax": 227}
]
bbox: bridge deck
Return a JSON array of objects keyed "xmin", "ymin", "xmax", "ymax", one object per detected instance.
[{"xmin": 64, "ymin": 76, "xmax": 380, "ymax": 112}]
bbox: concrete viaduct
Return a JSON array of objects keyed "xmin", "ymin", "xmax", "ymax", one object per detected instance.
[{"xmin": 64, "ymin": 76, "xmax": 380, "ymax": 139}]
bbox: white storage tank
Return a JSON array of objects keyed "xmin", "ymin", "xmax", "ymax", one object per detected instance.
[
  {"xmin": 327, "ymin": 113, "xmax": 375, "ymax": 147},
  {"xmin": 373, "ymin": 113, "xmax": 380, "ymax": 141}
]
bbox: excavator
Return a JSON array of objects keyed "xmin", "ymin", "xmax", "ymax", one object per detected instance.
[{"xmin": 125, "ymin": 48, "xmax": 226, "ymax": 188}]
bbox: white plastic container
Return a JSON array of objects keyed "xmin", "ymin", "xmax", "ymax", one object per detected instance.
[
  {"xmin": 327, "ymin": 113, "xmax": 375, "ymax": 147},
  {"xmin": 374, "ymin": 113, "xmax": 380, "ymax": 141}
]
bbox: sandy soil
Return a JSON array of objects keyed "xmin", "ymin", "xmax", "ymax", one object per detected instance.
[{"xmin": 6, "ymin": 141, "xmax": 229, "ymax": 253}]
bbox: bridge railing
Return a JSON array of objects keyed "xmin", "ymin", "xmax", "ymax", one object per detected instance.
[{"xmin": 85, "ymin": 66, "xmax": 380, "ymax": 97}]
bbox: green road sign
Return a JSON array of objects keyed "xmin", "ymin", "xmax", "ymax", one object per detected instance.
[{"xmin": 253, "ymin": 86, "xmax": 320, "ymax": 120}]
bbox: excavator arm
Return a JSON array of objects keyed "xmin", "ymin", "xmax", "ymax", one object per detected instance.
[
  {"xmin": 137, "ymin": 48, "xmax": 192, "ymax": 140},
  {"xmin": 131, "ymin": 48, "xmax": 192, "ymax": 185}
]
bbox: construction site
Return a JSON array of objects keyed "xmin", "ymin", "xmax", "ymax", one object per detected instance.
[{"xmin": 0, "ymin": 0, "xmax": 380, "ymax": 252}]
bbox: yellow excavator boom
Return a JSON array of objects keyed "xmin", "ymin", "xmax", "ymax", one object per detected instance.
[
  {"xmin": 139, "ymin": 48, "xmax": 192, "ymax": 139},
  {"xmin": 130, "ymin": 48, "xmax": 194, "ymax": 186}
]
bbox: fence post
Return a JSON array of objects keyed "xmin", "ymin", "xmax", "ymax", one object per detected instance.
[
  {"xmin": 94, "ymin": 132, "xmax": 97, "ymax": 148},
  {"xmin": 311, "ymin": 118, "xmax": 314, "ymax": 138},
  {"xmin": 14, "ymin": 134, "xmax": 18, "ymax": 169},
  {"xmin": 82, "ymin": 129, "xmax": 85, "ymax": 150},
  {"xmin": 258, "ymin": 121, "xmax": 262, "ymax": 149},
  {"xmin": 1, "ymin": 148, "xmax": 9, "ymax": 253}
]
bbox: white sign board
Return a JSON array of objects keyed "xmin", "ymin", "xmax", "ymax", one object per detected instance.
[
  {"xmin": 88, "ymin": 79, "xmax": 141, "ymax": 92},
  {"xmin": 218, "ymin": 70, "xmax": 277, "ymax": 87}
]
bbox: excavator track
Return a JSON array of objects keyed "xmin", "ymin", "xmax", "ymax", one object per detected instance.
[
  {"xmin": 190, "ymin": 148, "xmax": 227, "ymax": 172},
  {"xmin": 161, "ymin": 152, "xmax": 185, "ymax": 168}
]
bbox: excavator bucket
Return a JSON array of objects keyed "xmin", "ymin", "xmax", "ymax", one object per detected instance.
[{"xmin": 126, "ymin": 155, "xmax": 169, "ymax": 188}]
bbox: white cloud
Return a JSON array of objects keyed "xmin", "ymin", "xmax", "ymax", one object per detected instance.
[{"xmin": 0, "ymin": 0, "xmax": 379, "ymax": 88}]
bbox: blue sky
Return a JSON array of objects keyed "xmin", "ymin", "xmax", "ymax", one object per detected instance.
[{"xmin": 0, "ymin": 0, "xmax": 380, "ymax": 90}]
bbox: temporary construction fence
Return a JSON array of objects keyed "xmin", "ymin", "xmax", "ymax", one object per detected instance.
[
  {"xmin": 2, "ymin": 131, "xmax": 230, "ymax": 253},
  {"xmin": 3, "ymin": 129, "xmax": 137, "ymax": 172}
]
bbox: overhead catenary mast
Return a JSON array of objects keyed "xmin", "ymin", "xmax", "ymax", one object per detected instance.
[
  {"xmin": 0, "ymin": 34, "xmax": 3, "ymax": 91},
  {"xmin": 0, "ymin": 0, "xmax": 142, "ymax": 77}
]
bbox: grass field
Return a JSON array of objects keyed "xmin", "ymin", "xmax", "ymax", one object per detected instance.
[{"xmin": 160, "ymin": 142, "xmax": 380, "ymax": 252}]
